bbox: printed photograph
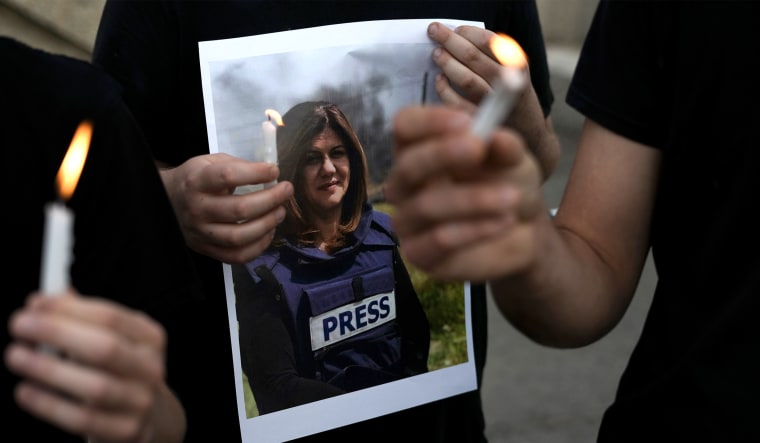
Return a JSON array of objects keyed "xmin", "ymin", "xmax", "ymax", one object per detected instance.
[{"xmin": 199, "ymin": 19, "xmax": 480, "ymax": 442}]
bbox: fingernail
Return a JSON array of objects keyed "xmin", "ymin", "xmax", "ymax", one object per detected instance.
[
  {"xmin": 432, "ymin": 47, "xmax": 442, "ymax": 61},
  {"xmin": 427, "ymin": 22, "xmax": 439, "ymax": 37},
  {"xmin": 275, "ymin": 206, "xmax": 286, "ymax": 223}
]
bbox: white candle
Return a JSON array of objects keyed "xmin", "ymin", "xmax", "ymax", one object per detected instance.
[
  {"xmin": 261, "ymin": 109, "xmax": 283, "ymax": 189},
  {"xmin": 235, "ymin": 109, "xmax": 283, "ymax": 195},
  {"xmin": 261, "ymin": 118, "xmax": 277, "ymax": 191},
  {"xmin": 262, "ymin": 117, "xmax": 277, "ymax": 165},
  {"xmin": 39, "ymin": 120, "xmax": 92, "ymax": 296},
  {"xmin": 40, "ymin": 202, "xmax": 74, "ymax": 293},
  {"xmin": 470, "ymin": 34, "xmax": 528, "ymax": 140}
]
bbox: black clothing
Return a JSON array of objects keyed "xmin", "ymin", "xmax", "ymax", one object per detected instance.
[
  {"xmin": 567, "ymin": 2, "xmax": 760, "ymax": 442},
  {"xmin": 93, "ymin": 1, "xmax": 553, "ymax": 441},
  {"xmin": 1, "ymin": 37, "xmax": 202, "ymax": 441}
]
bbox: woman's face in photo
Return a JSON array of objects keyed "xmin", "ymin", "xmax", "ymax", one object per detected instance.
[{"xmin": 300, "ymin": 126, "xmax": 350, "ymax": 219}]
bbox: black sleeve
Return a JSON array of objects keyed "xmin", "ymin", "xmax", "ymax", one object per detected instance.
[
  {"xmin": 567, "ymin": 0, "xmax": 669, "ymax": 148},
  {"xmin": 93, "ymin": 0, "xmax": 191, "ymax": 165},
  {"xmin": 232, "ymin": 264, "xmax": 345, "ymax": 414}
]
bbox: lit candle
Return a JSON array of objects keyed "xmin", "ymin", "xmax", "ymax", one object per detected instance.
[
  {"xmin": 40, "ymin": 120, "xmax": 92, "ymax": 294},
  {"xmin": 234, "ymin": 109, "xmax": 285, "ymax": 195},
  {"xmin": 471, "ymin": 33, "xmax": 528, "ymax": 140},
  {"xmin": 261, "ymin": 108, "xmax": 283, "ymax": 189}
]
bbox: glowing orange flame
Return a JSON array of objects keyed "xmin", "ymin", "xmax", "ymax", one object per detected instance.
[
  {"xmin": 56, "ymin": 120, "xmax": 92, "ymax": 201},
  {"xmin": 265, "ymin": 109, "xmax": 284, "ymax": 126},
  {"xmin": 489, "ymin": 33, "xmax": 527, "ymax": 69}
]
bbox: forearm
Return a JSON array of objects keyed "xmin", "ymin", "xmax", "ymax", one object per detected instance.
[
  {"xmin": 508, "ymin": 85, "xmax": 560, "ymax": 181},
  {"xmin": 493, "ymin": 120, "xmax": 660, "ymax": 348},
  {"xmin": 488, "ymin": 214, "xmax": 639, "ymax": 348}
]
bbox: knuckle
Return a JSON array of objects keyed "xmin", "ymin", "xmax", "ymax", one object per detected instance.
[
  {"xmin": 460, "ymin": 45, "xmax": 480, "ymax": 64},
  {"xmin": 217, "ymin": 163, "xmax": 237, "ymax": 183},
  {"xmin": 457, "ymin": 74, "xmax": 479, "ymax": 92},
  {"xmin": 230, "ymin": 198, "xmax": 250, "ymax": 221},
  {"xmin": 85, "ymin": 375, "xmax": 113, "ymax": 405}
]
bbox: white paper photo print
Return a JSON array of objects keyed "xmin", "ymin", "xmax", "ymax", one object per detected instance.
[{"xmin": 199, "ymin": 19, "xmax": 480, "ymax": 442}]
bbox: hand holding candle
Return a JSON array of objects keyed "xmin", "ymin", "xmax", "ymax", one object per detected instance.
[
  {"xmin": 471, "ymin": 33, "xmax": 528, "ymax": 140},
  {"xmin": 40, "ymin": 120, "xmax": 92, "ymax": 294}
]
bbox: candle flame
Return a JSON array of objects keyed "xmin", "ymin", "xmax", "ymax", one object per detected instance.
[
  {"xmin": 489, "ymin": 33, "xmax": 527, "ymax": 69},
  {"xmin": 57, "ymin": 120, "xmax": 92, "ymax": 201},
  {"xmin": 265, "ymin": 109, "xmax": 284, "ymax": 126}
]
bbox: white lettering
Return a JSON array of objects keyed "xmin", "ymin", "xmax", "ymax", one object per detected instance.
[{"xmin": 309, "ymin": 291, "xmax": 396, "ymax": 351}]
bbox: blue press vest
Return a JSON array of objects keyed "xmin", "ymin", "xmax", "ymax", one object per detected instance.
[{"xmin": 245, "ymin": 209, "xmax": 419, "ymax": 392}]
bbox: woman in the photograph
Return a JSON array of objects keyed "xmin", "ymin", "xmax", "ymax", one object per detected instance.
[{"xmin": 233, "ymin": 101, "xmax": 430, "ymax": 415}]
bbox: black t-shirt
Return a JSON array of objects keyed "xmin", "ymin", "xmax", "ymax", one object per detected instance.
[
  {"xmin": 568, "ymin": 2, "xmax": 760, "ymax": 441},
  {"xmin": 93, "ymin": 2, "xmax": 554, "ymax": 441},
  {"xmin": 0, "ymin": 37, "xmax": 203, "ymax": 441}
]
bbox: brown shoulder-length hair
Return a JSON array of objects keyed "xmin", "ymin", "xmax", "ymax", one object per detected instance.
[{"xmin": 274, "ymin": 101, "xmax": 369, "ymax": 250}]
